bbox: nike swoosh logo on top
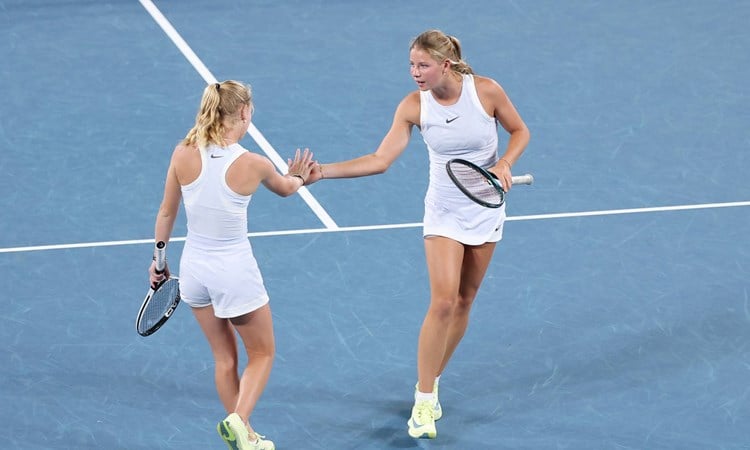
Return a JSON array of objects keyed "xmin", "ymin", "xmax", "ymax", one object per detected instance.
[
  {"xmin": 446, "ymin": 116, "xmax": 459, "ymax": 123},
  {"xmin": 210, "ymin": 154, "xmax": 224, "ymax": 158}
]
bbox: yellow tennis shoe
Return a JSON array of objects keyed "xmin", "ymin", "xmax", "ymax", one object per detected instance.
[
  {"xmin": 415, "ymin": 382, "xmax": 442, "ymax": 420},
  {"xmin": 217, "ymin": 413, "xmax": 275, "ymax": 450},
  {"xmin": 407, "ymin": 400, "xmax": 437, "ymax": 439}
]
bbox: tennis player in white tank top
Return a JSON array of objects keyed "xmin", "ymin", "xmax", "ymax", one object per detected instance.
[
  {"xmin": 420, "ymin": 73, "xmax": 507, "ymax": 245},
  {"xmin": 306, "ymin": 30, "xmax": 530, "ymax": 440},
  {"xmin": 180, "ymin": 142, "xmax": 270, "ymax": 318},
  {"xmin": 149, "ymin": 80, "xmax": 315, "ymax": 450}
]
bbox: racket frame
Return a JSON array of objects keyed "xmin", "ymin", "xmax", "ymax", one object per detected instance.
[
  {"xmin": 446, "ymin": 158, "xmax": 534, "ymax": 208},
  {"xmin": 446, "ymin": 158, "xmax": 506, "ymax": 208},
  {"xmin": 136, "ymin": 241, "xmax": 181, "ymax": 337}
]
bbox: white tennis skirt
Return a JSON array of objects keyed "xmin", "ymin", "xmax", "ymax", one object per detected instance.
[{"xmin": 422, "ymin": 195, "xmax": 506, "ymax": 245}]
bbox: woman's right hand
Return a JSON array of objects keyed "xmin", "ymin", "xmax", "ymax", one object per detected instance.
[
  {"xmin": 149, "ymin": 260, "xmax": 170, "ymax": 289},
  {"xmin": 304, "ymin": 162, "xmax": 324, "ymax": 185}
]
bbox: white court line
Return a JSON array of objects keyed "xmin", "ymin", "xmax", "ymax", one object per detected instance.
[
  {"xmin": 1, "ymin": 201, "xmax": 748, "ymax": 254},
  {"xmin": 508, "ymin": 200, "xmax": 750, "ymax": 221},
  {"xmin": 138, "ymin": 0, "xmax": 339, "ymax": 230}
]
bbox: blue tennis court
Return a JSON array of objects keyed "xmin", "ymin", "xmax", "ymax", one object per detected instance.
[{"xmin": 1, "ymin": 1, "xmax": 749, "ymax": 448}]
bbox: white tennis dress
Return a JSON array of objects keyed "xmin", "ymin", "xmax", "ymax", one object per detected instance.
[
  {"xmin": 178, "ymin": 143, "xmax": 269, "ymax": 318},
  {"xmin": 420, "ymin": 74, "xmax": 506, "ymax": 245}
]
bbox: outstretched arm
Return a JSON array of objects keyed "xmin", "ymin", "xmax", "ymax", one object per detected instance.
[
  {"xmin": 261, "ymin": 148, "xmax": 315, "ymax": 197},
  {"xmin": 306, "ymin": 92, "xmax": 420, "ymax": 183}
]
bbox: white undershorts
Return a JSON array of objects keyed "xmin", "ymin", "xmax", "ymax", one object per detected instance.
[{"xmin": 178, "ymin": 241, "xmax": 269, "ymax": 318}]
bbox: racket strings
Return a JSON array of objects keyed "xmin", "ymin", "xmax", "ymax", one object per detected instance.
[
  {"xmin": 449, "ymin": 163, "xmax": 503, "ymax": 205},
  {"xmin": 137, "ymin": 279, "xmax": 180, "ymax": 334}
]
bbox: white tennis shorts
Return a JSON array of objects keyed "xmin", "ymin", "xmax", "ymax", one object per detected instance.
[{"xmin": 178, "ymin": 241, "xmax": 269, "ymax": 318}]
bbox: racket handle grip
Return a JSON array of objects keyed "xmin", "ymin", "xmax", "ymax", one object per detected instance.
[
  {"xmin": 154, "ymin": 241, "xmax": 167, "ymax": 273},
  {"xmin": 511, "ymin": 174, "xmax": 534, "ymax": 186}
]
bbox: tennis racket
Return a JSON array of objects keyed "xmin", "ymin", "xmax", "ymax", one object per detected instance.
[
  {"xmin": 136, "ymin": 240, "xmax": 181, "ymax": 337},
  {"xmin": 446, "ymin": 158, "xmax": 534, "ymax": 208}
]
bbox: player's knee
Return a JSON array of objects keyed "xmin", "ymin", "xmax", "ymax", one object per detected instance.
[
  {"xmin": 246, "ymin": 341, "xmax": 275, "ymax": 360},
  {"xmin": 214, "ymin": 354, "xmax": 239, "ymax": 373},
  {"xmin": 455, "ymin": 294, "xmax": 476, "ymax": 313},
  {"xmin": 429, "ymin": 295, "xmax": 459, "ymax": 319}
]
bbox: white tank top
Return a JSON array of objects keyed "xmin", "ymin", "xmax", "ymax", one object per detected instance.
[
  {"xmin": 419, "ymin": 74, "xmax": 506, "ymax": 244},
  {"xmin": 419, "ymin": 74, "xmax": 499, "ymax": 202},
  {"xmin": 181, "ymin": 143, "xmax": 251, "ymax": 248}
]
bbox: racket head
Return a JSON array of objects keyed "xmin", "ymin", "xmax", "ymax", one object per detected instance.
[
  {"xmin": 446, "ymin": 158, "xmax": 505, "ymax": 208},
  {"xmin": 136, "ymin": 277, "xmax": 181, "ymax": 336}
]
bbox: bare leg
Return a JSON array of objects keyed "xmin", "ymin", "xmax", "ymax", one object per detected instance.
[
  {"xmin": 438, "ymin": 241, "xmax": 496, "ymax": 375},
  {"xmin": 417, "ymin": 236, "xmax": 465, "ymax": 394},
  {"xmin": 193, "ymin": 303, "xmax": 275, "ymax": 439},
  {"xmin": 230, "ymin": 303, "xmax": 275, "ymax": 438},
  {"xmin": 192, "ymin": 305, "xmax": 239, "ymax": 412}
]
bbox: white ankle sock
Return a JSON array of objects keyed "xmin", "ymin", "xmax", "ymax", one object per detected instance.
[{"xmin": 415, "ymin": 390, "xmax": 435, "ymax": 403}]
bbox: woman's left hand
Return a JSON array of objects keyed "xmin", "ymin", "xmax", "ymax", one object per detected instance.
[{"xmin": 287, "ymin": 148, "xmax": 315, "ymax": 183}]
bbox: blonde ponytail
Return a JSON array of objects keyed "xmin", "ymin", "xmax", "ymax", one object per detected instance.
[{"xmin": 183, "ymin": 81, "xmax": 252, "ymax": 149}]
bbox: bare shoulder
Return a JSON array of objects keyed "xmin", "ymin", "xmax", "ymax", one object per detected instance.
[
  {"xmin": 473, "ymin": 74, "xmax": 506, "ymax": 97},
  {"xmin": 396, "ymin": 90, "xmax": 421, "ymax": 125},
  {"xmin": 236, "ymin": 150, "xmax": 275, "ymax": 174},
  {"xmin": 238, "ymin": 150, "xmax": 271, "ymax": 165},
  {"xmin": 172, "ymin": 142, "xmax": 197, "ymax": 158},
  {"xmin": 473, "ymin": 74, "xmax": 515, "ymax": 118},
  {"xmin": 170, "ymin": 143, "xmax": 201, "ymax": 184},
  {"xmin": 402, "ymin": 90, "xmax": 421, "ymax": 105}
]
